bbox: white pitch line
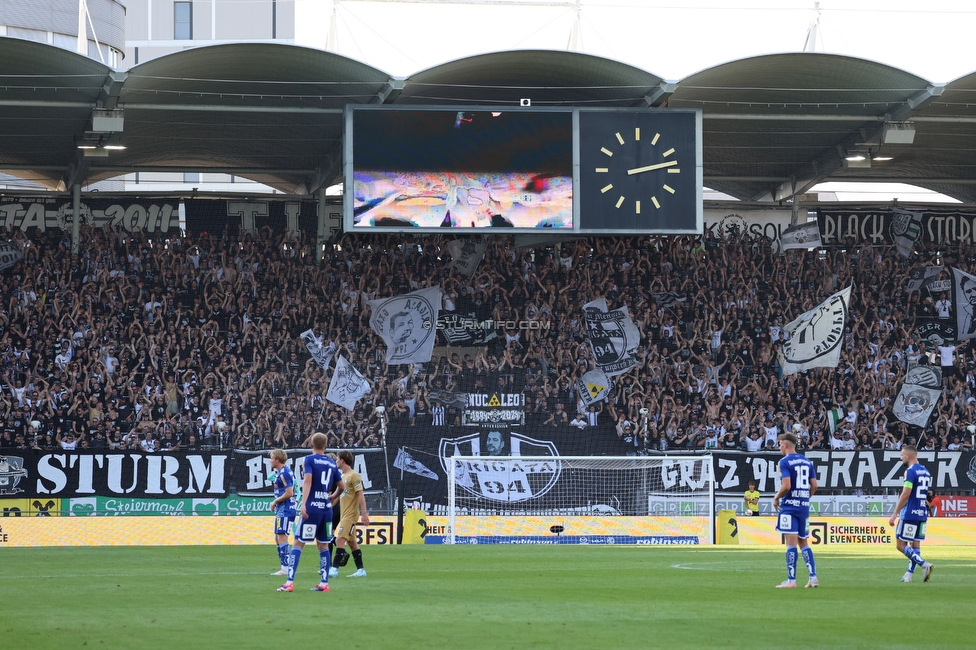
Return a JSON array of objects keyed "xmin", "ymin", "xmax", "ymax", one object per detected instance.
[{"xmin": 3, "ymin": 570, "xmax": 270, "ymax": 579}]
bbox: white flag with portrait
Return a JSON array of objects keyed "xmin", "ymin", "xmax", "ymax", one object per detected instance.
[
  {"xmin": 778, "ymin": 286, "xmax": 851, "ymax": 376},
  {"xmin": 951, "ymin": 267, "xmax": 976, "ymax": 340},
  {"xmin": 583, "ymin": 298, "xmax": 640, "ymax": 377},
  {"xmin": 893, "ymin": 365, "xmax": 943, "ymax": 427},
  {"xmin": 326, "ymin": 356, "xmax": 372, "ymax": 411},
  {"xmin": 300, "ymin": 328, "xmax": 338, "ymax": 370},
  {"xmin": 368, "ymin": 287, "xmax": 441, "ymax": 364},
  {"xmin": 446, "ymin": 239, "xmax": 488, "ymax": 278}
]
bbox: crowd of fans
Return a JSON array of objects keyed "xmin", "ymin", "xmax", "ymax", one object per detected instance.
[{"xmin": 1, "ymin": 222, "xmax": 976, "ymax": 455}]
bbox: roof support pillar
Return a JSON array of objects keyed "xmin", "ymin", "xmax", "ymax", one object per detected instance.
[
  {"xmin": 71, "ymin": 183, "xmax": 81, "ymax": 258},
  {"xmin": 316, "ymin": 185, "xmax": 329, "ymax": 263}
]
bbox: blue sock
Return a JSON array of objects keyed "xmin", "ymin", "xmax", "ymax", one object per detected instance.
[
  {"xmin": 786, "ymin": 546, "xmax": 798, "ymax": 582},
  {"xmin": 277, "ymin": 543, "xmax": 290, "ymax": 567},
  {"xmin": 801, "ymin": 546, "xmax": 816, "ymax": 578},
  {"xmin": 903, "ymin": 545, "xmax": 924, "ymax": 567},
  {"xmin": 287, "ymin": 547, "xmax": 302, "ymax": 582},
  {"xmin": 319, "ymin": 549, "xmax": 332, "ymax": 584},
  {"xmin": 907, "ymin": 559, "xmax": 916, "ymax": 574}
]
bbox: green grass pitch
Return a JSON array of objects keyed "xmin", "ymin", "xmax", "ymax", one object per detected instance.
[{"xmin": 2, "ymin": 545, "xmax": 973, "ymax": 649}]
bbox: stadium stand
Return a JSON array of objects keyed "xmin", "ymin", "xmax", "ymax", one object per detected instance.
[{"xmin": 1, "ymin": 223, "xmax": 975, "ymax": 455}]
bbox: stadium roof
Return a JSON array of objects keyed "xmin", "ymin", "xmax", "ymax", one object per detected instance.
[{"xmin": 2, "ymin": 37, "xmax": 976, "ymax": 202}]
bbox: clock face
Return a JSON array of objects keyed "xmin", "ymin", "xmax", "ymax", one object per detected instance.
[{"xmin": 578, "ymin": 110, "xmax": 699, "ymax": 232}]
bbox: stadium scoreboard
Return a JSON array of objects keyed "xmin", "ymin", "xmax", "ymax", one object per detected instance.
[{"xmin": 344, "ymin": 106, "xmax": 702, "ymax": 235}]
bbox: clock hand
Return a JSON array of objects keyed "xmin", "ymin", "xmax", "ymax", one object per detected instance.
[{"xmin": 627, "ymin": 160, "xmax": 678, "ymax": 175}]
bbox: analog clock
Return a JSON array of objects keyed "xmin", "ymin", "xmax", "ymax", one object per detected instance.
[{"xmin": 578, "ymin": 110, "xmax": 700, "ymax": 232}]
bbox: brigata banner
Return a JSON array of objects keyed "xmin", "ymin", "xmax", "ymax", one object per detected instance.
[{"xmin": 232, "ymin": 448, "xmax": 388, "ymax": 497}]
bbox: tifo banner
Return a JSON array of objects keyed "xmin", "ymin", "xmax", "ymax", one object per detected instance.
[
  {"xmin": 0, "ymin": 196, "xmax": 185, "ymax": 234},
  {"xmin": 816, "ymin": 208, "xmax": 976, "ymax": 246},
  {"xmin": 734, "ymin": 516, "xmax": 976, "ymax": 546},
  {"xmin": 184, "ymin": 198, "xmax": 324, "ymax": 237}
]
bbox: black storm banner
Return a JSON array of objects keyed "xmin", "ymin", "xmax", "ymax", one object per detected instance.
[
  {"xmin": 232, "ymin": 448, "xmax": 389, "ymax": 497},
  {"xmin": 815, "ymin": 208, "xmax": 976, "ymax": 246}
]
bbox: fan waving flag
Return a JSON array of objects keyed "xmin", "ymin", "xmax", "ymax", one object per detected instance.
[
  {"xmin": 583, "ymin": 298, "xmax": 640, "ymax": 377},
  {"xmin": 575, "ymin": 369, "xmax": 614, "ymax": 407},
  {"xmin": 326, "ymin": 356, "xmax": 372, "ymax": 410},
  {"xmin": 0, "ymin": 242, "xmax": 24, "ymax": 272},
  {"xmin": 300, "ymin": 329, "xmax": 337, "ymax": 370},
  {"xmin": 393, "ymin": 448, "xmax": 439, "ymax": 480},
  {"xmin": 778, "ymin": 286, "xmax": 852, "ymax": 376},
  {"xmin": 893, "ymin": 365, "xmax": 943, "ymax": 427},
  {"xmin": 891, "ymin": 208, "xmax": 923, "ymax": 257},
  {"xmin": 368, "ymin": 287, "xmax": 441, "ymax": 364},
  {"xmin": 446, "ymin": 238, "xmax": 488, "ymax": 278},
  {"xmin": 776, "ymin": 221, "xmax": 823, "ymax": 253},
  {"xmin": 951, "ymin": 267, "xmax": 976, "ymax": 340}
]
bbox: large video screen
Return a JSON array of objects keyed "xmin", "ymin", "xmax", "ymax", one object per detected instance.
[{"xmin": 346, "ymin": 107, "xmax": 574, "ymax": 231}]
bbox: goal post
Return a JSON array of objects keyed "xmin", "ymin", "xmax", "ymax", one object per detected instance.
[{"xmin": 447, "ymin": 455, "xmax": 715, "ymax": 545}]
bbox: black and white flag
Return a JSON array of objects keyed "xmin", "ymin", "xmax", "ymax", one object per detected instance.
[
  {"xmin": 951, "ymin": 267, "xmax": 976, "ymax": 340},
  {"xmin": 650, "ymin": 292, "xmax": 687, "ymax": 309},
  {"xmin": 575, "ymin": 369, "xmax": 614, "ymax": 407},
  {"xmin": 446, "ymin": 239, "xmax": 488, "ymax": 278},
  {"xmin": 0, "ymin": 242, "xmax": 23, "ymax": 272},
  {"xmin": 892, "ymin": 208, "xmax": 923, "ymax": 257},
  {"xmin": 368, "ymin": 287, "xmax": 441, "ymax": 364},
  {"xmin": 300, "ymin": 329, "xmax": 337, "ymax": 370},
  {"xmin": 428, "ymin": 389, "xmax": 469, "ymax": 410},
  {"xmin": 776, "ymin": 221, "xmax": 823, "ymax": 253},
  {"xmin": 326, "ymin": 356, "xmax": 371, "ymax": 410},
  {"xmin": 906, "ymin": 265, "xmax": 944, "ymax": 293},
  {"xmin": 583, "ymin": 298, "xmax": 640, "ymax": 377},
  {"xmin": 893, "ymin": 364, "xmax": 943, "ymax": 427},
  {"xmin": 393, "ymin": 448, "xmax": 439, "ymax": 480},
  {"xmin": 778, "ymin": 286, "xmax": 851, "ymax": 375}
]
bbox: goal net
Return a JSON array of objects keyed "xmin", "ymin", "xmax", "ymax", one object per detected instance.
[{"xmin": 447, "ymin": 455, "xmax": 714, "ymax": 545}]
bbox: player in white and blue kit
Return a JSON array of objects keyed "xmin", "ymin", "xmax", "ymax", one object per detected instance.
[
  {"xmin": 278, "ymin": 433, "xmax": 344, "ymax": 593},
  {"xmin": 269, "ymin": 449, "xmax": 297, "ymax": 576},
  {"xmin": 888, "ymin": 445, "xmax": 935, "ymax": 583},
  {"xmin": 772, "ymin": 432, "xmax": 819, "ymax": 588}
]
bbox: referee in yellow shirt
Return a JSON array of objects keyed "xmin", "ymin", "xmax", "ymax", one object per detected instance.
[{"xmin": 744, "ymin": 480, "xmax": 761, "ymax": 516}]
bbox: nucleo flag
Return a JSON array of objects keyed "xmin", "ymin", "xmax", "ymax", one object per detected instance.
[
  {"xmin": 326, "ymin": 356, "xmax": 371, "ymax": 410},
  {"xmin": 583, "ymin": 298, "xmax": 640, "ymax": 376},
  {"xmin": 778, "ymin": 286, "xmax": 851, "ymax": 376},
  {"xmin": 368, "ymin": 287, "xmax": 441, "ymax": 364}
]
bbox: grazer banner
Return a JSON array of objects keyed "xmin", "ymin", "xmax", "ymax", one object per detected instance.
[
  {"xmin": 233, "ymin": 448, "xmax": 388, "ymax": 497},
  {"xmin": 709, "ymin": 450, "xmax": 976, "ymax": 495},
  {"xmin": 815, "ymin": 208, "xmax": 976, "ymax": 246},
  {"xmin": 0, "ymin": 451, "xmax": 231, "ymax": 498}
]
